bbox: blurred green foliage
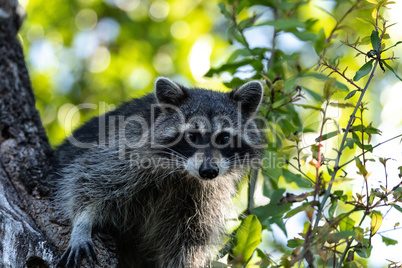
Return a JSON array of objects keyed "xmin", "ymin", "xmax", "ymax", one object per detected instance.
[
  {"xmin": 22, "ymin": 0, "xmax": 402, "ymax": 267},
  {"xmin": 21, "ymin": 0, "xmax": 228, "ymax": 145},
  {"xmin": 206, "ymin": 0, "xmax": 402, "ymax": 267}
]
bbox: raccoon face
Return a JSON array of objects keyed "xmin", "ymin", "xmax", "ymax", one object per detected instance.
[{"xmin": 152, "ymin": 77, "xmax": 263, "ymax": 180}]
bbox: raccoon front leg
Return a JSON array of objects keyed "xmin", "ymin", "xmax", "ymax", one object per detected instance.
[{"xmin": 58, "ymin": 211, "xmax": 97, "ymax": 268}]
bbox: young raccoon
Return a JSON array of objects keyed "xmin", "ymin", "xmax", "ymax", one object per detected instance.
[{"xmin": 55, "ymin": 77, "xmax": 263, "ymax": 267}]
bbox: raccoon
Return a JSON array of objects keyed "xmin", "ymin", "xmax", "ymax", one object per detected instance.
[{"xmin": 55, "ymin": 77, "xmax": 264, "ymax": 267}]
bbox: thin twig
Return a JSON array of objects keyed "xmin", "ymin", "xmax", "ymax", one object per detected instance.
[
  {"xmin": 313, "ymin": 40, "xmax": 380, "ymax": 231},
  {"xmin": 338, "ymin": 133, "xmax": 402, "ymax": 170},
  {"xmin": 321, "ymin": 62, "xmax": 362, "ymax": 90}
]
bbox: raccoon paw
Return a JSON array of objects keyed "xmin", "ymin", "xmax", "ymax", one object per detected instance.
[{"xmin": 57, "ymin": 240, "xmax": 97, "ymax": 268}]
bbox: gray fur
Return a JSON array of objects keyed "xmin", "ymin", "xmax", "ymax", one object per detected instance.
[{"xmin": 55, "ymin": 78, "xmax": 263, "ymax": 267}]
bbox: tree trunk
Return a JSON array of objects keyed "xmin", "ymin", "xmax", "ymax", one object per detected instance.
[{"xmin": 0, "ymin": 1, "xmax": 118, "ymax": 267}]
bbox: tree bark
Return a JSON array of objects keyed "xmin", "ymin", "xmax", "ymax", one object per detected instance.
[{"xmin": 0, "ymin": 1, "xmax": 118, "ymax": 267}]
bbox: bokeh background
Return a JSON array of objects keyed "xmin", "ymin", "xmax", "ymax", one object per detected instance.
[{"xmin": 18, "ymin": 0, "xmax": 402, "ymax": 266}]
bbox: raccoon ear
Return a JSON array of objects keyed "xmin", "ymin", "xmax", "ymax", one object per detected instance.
[
  {"xmin": 231, "ymin": 81, "xmax": 264, "ymax": 116},
  {"xmin": 154, "ymin": 77, "xmax": 188, "ymax": 107}
]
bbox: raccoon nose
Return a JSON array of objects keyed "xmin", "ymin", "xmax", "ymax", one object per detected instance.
[{"xmin": 199, "ymin": 163, "xmax": 219, "ymax": 179}]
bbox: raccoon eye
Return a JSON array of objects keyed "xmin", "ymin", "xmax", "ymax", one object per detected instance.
[
  {"xmin": 186, "ymin": 132, "xmax": 199, "ymax": 143},
  {"xmin": 216, "ymin": 132, "xmax": 231, "ymax": 145}
]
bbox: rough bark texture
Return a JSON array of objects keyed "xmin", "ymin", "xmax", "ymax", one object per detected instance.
[{"xmin": 0, "ymin": 1, "xmax": 118, "ymax": 267}]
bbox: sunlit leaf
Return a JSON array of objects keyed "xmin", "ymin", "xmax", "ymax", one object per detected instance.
[
  {"xmin": 233, "ymin": 215, "xmax": 262, "ymax": 263},
  {"xmin": 314, "ymin": 28, "xmax": 326, "ymax": 54},
  {"xmin": 282, "ymin": 169, "xmax": 313, "ymax": 188},
  {"xmin": 355, "ymin": 227, "xmax": 364, "ymax": 243},
  {"xmin": 287, "ymin": 238, "xmax": 304, "ymax": 248},
  {"xmin": 355, "ymin": 157, "xmax": 368, "ymax": 178},
  {"xmin": 340, "ymin": 216, "xmax": 356, "ymax": 231},
  {"xmin": 370, "ymin": 211, "xmax": 382, "ymax": 235},
  {"xmin": 284, "ymin": 202, "xmax": 314, "ymax": 219}
]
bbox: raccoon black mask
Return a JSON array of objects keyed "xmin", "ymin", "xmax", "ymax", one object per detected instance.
[
  {"xmin": 55, "ymin": 77, "xmax": 264, "ymax": 268},
  {"xmin": 152, "ymin": 77, "xmax": 264, "ymax": 180}
]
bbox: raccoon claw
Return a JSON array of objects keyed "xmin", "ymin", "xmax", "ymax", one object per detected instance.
[{"xmin": 58, "ymin": 240, "xmax": 97, "ymax": 268}]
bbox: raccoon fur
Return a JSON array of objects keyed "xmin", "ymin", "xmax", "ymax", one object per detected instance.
[{"xmin": 55, "ymin": 77, "xmax": 264, "ymax": 268}]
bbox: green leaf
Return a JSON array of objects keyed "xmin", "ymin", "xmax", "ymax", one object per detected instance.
[
  {"xmin": 355, "ymin": 245, "xmax": 372, "ymax": 258},
  {"xmin": 364, "ymin": 125, "xmax": 382, "ymax": 135},
  {"xmin": 218, "ymin": 2, "xmax": 230, "ymax": 18},
  {"xmin": 257, "ymin": 19, "xmax": 306, "ymax": 30},
  {"xmin": 234, "ymin": 31, "xmax": 247, "ymax": 46},
  {"xmin": 383, "ymin": 60, "xmax": 402, "ymax": 81},
  {"xmin": 253, "ymin": 189, "xmax": 291, "ymax": 235},
  {"xmin": 340, "ymin": 215, "xmax": 355, "ymax": 231},
  {"xmin": 392, "ymin": 204, "xmax": 402, "ymax": 213},
  {"xmin": 353, "ymin": 60, "xmax": 374, "ymax": 82},
  {"xmin": 238, "ymin": 17, "xmax": 255, "ymax": 30},
  {"xmin": 291, "ymin": 31, "xmax": 317, "ymax": 42},
  {"xmin": 360, "ymin": 36, "xmax": 372, "ymax": 45},
  {"xmin": 315, "ymin": 130, "xmax": 339, "ymax": 142},
  {"xmin": 316, "ymin": 6, "xmax": 336, "ymax": 21},
  {"xmin": 287, "ymin": 238, "xmax": 304, "ymax": 248},
  {"xmin": 223, "ymin": 77, "xmax": 248, "ymax": 88},
  {"xmin": 303, "ymin": 73, "xmax": 349, "ymax": 91},
  {"xmin": 329, "ymin": 102, "xmax": 355, "ymax": 108},
  {"xmin": 350, "ymin": 124, "xmax": 381, "ymax": 135},
  {"xmin": 382, "ymin": 41, "xmax": 402, "ymax": 52},
  {"xmin": 284, "ymin": 202, "xmax": 313, "ymax": 219},
  {"xmin": 355, "ymin": 157, "xmax": 368, "ymax": 177},
  {"xmin": 205, "ymin": 59, "xmax": 255, "ymax": 77},
  {"xmin": 233, "ymin": 215, "xmax": 262, "ymax": 263},
  {"xmin": 227, "ymin": 48, "xmax": 252, "ymax": 63},
  {"xmin": 381, "ymin": 235, "xmax": 398, "ymax": 246},
  {"xmin": 314, "ymin": 28, "xmax": 326, "ymax": 54},
  {"xmin": 282, "ymin": 169, "xmax": 313, "ymax": 188},
  {"xmin": 334, "ymin": 230, "xmax": 356, "ymax": 240},
  {"xmin": 277, "ymin": 1, "xmax": 307, "ymax": 11},
  {"xmin": 344, "ymin": 90, "xmax": 358, "ymax": 100},
  {"xmin": 284, "ymin": 76, "xmax": 297, "ymax": 93},
  {"xmin": 294, "ymin": 104, "xmax": 323, "ymax": 111},
  {"xmin": 303, "ymin": 87, "xmax": 322, "ymax": 102},
  {"xmin": 323, "ymin": 78, "xmax": 337, "ymax": 100},
  {"xmin": 371, "ymin": 30, "xmax": 380, "ymax": 50},
  {"xmin": 329, "ymin": 198, "xmax": 338, "ymax": 218}
]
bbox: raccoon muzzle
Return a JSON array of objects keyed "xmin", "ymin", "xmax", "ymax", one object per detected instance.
[{"xmin": 199, "ymin": 161, "xmax": 219, "ymax": 180}]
